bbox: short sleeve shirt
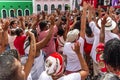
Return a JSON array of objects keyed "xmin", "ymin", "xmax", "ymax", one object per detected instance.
[{"xmin": 38, "ymin": 25, "xmax": 58, "ymax": 56}]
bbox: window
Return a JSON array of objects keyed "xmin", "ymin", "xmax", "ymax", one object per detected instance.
[
  {"xmin": 10, "ymin": 9, "xmax": 15, "ymax": 17},
  {"xmin": 37, "ymin": 4, "xmax": 41, "ymax": 11},
  {"xmin": 2, "ymin": 9, "xmax": 7, "ymax": 18},
  {"xmin": 25, "ymin": 9, "xmax": 30, "ymax": 16},
  {"xmin": 65, "ymin": 4, "xmax": 69, "ymax": 10},
  {"xmin": 51, "ymin": 4, "xmax": 55, "ymax": 13},
  {"xmin": 58, "ymin": 4, "xmax": 62, "ymax": 10},
  {"xmin": 44, "ymin": 4, "xmax": 48, "ymax": 12},
  {"xmin": 17, "ymin": 9, "xmax": 22, "ymax": 16}
]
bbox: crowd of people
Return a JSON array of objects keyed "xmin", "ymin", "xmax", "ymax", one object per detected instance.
[{"xmin": 0, "ymin": 1, "xmax": 120, "ymax": 80}]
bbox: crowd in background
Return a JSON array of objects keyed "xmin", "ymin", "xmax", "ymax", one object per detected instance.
[{"xmin": 0, "ymin": 1, "xmax": 120, "ymax": 80}]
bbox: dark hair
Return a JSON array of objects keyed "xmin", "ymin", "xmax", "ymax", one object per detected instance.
[
  {"xmin": 85, "ymin": 22, "xmax": 93, "ymax": 37},
  {"xmin": 15, "ymin": 28, "xmax": 23, "ymax": 36},
  {"xmin": 24, "ymin": 29, "xmax": 38, "ymax": 50},
  {"xmin": 25, "ymin": 21, "xmax": 28, "ymax": 27},
  {"xmin": 10, "ymin": 20, "xmax": 16, "ymax": 26},
  {"xmin": 116, "ymin": 9, "xmax": 120, "ymax": 15},
  {"xmin": 103, "ymin": 38, "xmax": 120, "ymax": 71},
  {"xmin": 10, "ymin": 29, "xmax": 16, "ymax": 35},
  {"xmin": 0, "ymin": 54, "xmax": 17, "ymax": 80},
  {"xmin": 76, "ymin": 16, "xmax": 81, "ymax": 21},
  {"xmin": 95, "ymin": 12, "xmax": 99, "ymax": 17},
  {"xmin": 57, "ymin": 27, "xmax": 65, "ymax": 36},
  {"xmin": 28, "ymin": 29, "xmax": 38, "ymax": 41},
  {"xmin": 118, "ymin": 21, "xmax": 120, "ymax": 33},
  {"xmin": 73, "ymin": 21, "xmax": 81, "ymax": 31},
  {"xmin": 2, "ymin": 49, "xmax": 19, "ymax": 60},
  {"xmin": 39, "ymin": 20, "xmax": 48, "ymax": 31},
  {"xmin": 61, "ymin": 16, "xmax": 67, "ymax": 25}
]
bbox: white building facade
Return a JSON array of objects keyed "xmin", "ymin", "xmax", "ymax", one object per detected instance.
[{"xmin": 32, "ymin": 0, "xmax": 70, "ymax": 14}]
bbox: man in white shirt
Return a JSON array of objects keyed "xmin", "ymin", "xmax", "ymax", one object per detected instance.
[
  {"xmin": 63, "ymin": 29, "xmax": 84, "ymax": 74},
  {"xmin": 98, "ymin": 17, "xmax": 119, "ymax": 43},
  {"xmin": 38, "ymin": 42, "xmax": 89, "ymax": 80}
]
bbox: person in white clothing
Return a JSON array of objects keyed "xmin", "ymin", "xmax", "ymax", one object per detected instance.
[
  {"xmin": 98, "ymin": 16, "xmax": 119, "ymax": 43},
  {"xmin": 63, "ymin": 29, "xmax": 85, "ymax": 74},
  {"xmin": 0, "ymin": 31, "xmax": 36, "ymax": 80},
  {"xmin": 38, "ymin": 41, "xmax": 89, "ymax": 80},
  {"xmin": 38, "ymin": 2, "xmax": 89, "ymax": 80},
  {"xmin": 63, "ymin": 1, "xmax": 87, "ymax": 74},
  {"xmin": 21, "ymin": 16, "xmax": 55, "ymax": 80}
]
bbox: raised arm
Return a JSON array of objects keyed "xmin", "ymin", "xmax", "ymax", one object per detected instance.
[
  {"xmin": 72, "ymin": 41, "xmax": 89, "ymax": 80},
  {"xmin": 55, "ymin": 9, "xmax": 62, "ymax": 27},
  {"xmin": 2, "ymin": 19, "xmax": 10, "ymax": 31},
  {"xmin": 80, "ymin": 2, "xmax": 87, "ymax": 39},
  {"xmin": 0, "ymin": 20, "xmax": 9, "ymax": 53},
  {"xmin": 63, "ymin": 12, "xmax": 70, "ymax": 41},
  {"xmin": 70, "ymin": 16, "xmax": 77, "ymax": 30},
  {"xmin": 99, "ymin": 15, "xmax": 107, "ymax": 43},
  {"xmin": 32, "ymin": 13, "xmax": 42, "ymax": 30},
  {"xmin": 36, "ymin": 15, "xmax": 54, "ymax": 50},
  {"xmin": 97, "ymin": 5, "xmax": 102, "ymax": 19},
  {"xmin": 24, "ymin": 31, "xmax": 36, "ymax": 79},
  {"xmin": 88, "ymin": 3, "xmax": 93, "ymax": 22},
  {"xmin": 19, "ymin": 16, "xmax": 26, "ymax": 30}
]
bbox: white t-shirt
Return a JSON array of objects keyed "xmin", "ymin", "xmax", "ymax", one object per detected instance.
[
  {"xmin": 30, "ymin": 50, "xmax": 45, "ymax": 80},
  {"xmin": 89, "ymin": 21, "xmax": 100, "ymax": 63},
  {"xmin": 63, "ymin": 37, "xmax": 84, "ymax": 71},
  {"xmin": 21, "ymin": 50, "xmax": 45, "ymax": 80},
  {"xmin": 38, "ymin": 71, "xmax": 81, "ymax": 80}
]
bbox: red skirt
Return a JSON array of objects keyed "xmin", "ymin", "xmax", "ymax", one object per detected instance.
[{"xmin": 84, "ymin": 40, "xmax": 93, "ymax": 56}]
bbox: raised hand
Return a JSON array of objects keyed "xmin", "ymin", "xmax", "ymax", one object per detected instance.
[
  {"xmin": 55, "ymin": 8, "xmax": 61, "ymax": 15},
  {"xmin": 101, "ymin": 14, "xmax": 108, "ymax": 26},
  {"xmin": 83, "ymin": 1, "xmax": 88, "ymax": 10},
  {"xmin": 49, "ymin": 15, "xmax": 55, "ymax": 25},
  {"xmin": 72, "ymin": 41, "xmax": 80, "ymax": 55},
  {"xmin": 2, "ymin": 19, "xmax": 10, "ymax": 31},
  {"xmin": 36, "ymin": 13, "xmax": 42, "ymax": 21},
  {"xmin": 109, "ymin": 6, "xmax": 114, "ymax": 13},
  {"xmin": 66, "ymin": 12, "xmax": 70, "ymax": 21},
  {"xmin": 19, "ymin": 16, "xmax": 24, "ymax": 21},
  {"xmin": 42, "ymin": 11, "xmax": 46, "ymax": 19}
]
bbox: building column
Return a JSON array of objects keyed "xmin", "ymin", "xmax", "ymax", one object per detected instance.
[{"xmin": 32, "ymin": 0, "xmax": 36, "ymax": 13}]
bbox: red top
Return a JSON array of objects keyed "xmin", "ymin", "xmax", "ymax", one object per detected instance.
[{"xmin": 14, "ymin": 35, "xmax": 26, "ymax": 56}]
